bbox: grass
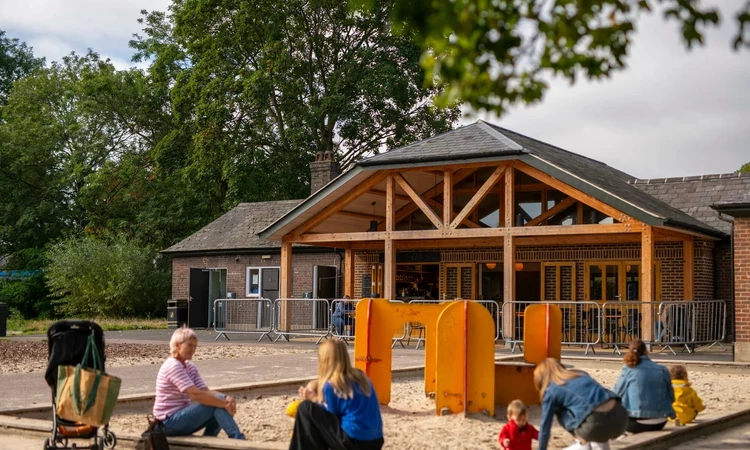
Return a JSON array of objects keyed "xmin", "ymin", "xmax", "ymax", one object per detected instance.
[{"xmin": 5, "ymin": 317, "xmax": 168, "ymax": 335}]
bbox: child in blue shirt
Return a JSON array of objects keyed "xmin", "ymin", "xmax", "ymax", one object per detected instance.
[{"xmin": 290, "ymin": 338, "xmax": 383, "ymax": 450}]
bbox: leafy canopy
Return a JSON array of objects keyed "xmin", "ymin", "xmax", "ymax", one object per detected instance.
[{"xmin": 355, "ymin": 0, "xmax": 750, "ymax": 115}]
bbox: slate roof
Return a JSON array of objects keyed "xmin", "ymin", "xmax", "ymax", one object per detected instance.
[
  {"xmin": 357, "ymin": 121, "xmax": 723, "ymax": 238},
  {"xmin": 632, "ymin": 173, "xmax": 750, "ymax": 235},
  {"xmin": 162, "ymin": 200, "xmax": 302, "ymax": 254}
]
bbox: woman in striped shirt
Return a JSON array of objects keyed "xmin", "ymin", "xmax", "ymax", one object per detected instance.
[{"xmin": 153, "ymin": 327, "xmax": 245, "ymax": 439}]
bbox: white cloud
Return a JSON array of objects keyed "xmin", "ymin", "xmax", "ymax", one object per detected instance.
[
  {"xmin": 0, "ymin": 0, "xmax": 171, "ymax": 63},
  {"xmin": 470, "ymin": 0, "xmax": 750, "ymax": 179}
]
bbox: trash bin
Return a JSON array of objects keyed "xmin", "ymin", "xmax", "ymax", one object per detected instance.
[
  {"xmin": 167, "ymin": 299, "xmax": 188, "ymax": 329},
  {"xmin": 0, "ymin": 302, "xmax": 7, "ymax": 337}
]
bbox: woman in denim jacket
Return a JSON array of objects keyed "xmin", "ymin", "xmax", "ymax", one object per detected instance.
[
  {"xmin": 535, "ymin": 358, "xmax": 628, "ymax": 450},
  {"xmin": 613, "ymin": 340, "xmax": 675, "ymax": 433}
]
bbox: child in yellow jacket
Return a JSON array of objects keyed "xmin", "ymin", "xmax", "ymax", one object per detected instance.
[{"xmin": 669, "ymin": 365, "xmax": 704, "ymax": 425}]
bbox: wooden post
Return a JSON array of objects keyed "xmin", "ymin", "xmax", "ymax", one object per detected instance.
[
  {"xmin": 683, "ymin": 238, "xmax": 694, "ymax": 301},
  {"xmin": 384, "ymin": 176, "xmax": 396, "ymax": 300},
  {"xmin": 280, "ymin": 240, "xmax": 293, "ymax": 331},
  {"xmin": 641, "ymin": 226, "xmax": 654, "ymax": 342},
  {"xmin": 503, "ymin": 234, "xmax": 516, "ymax": 345},
  {"xmin": 504, "ymin": 165, "xmax": 514, "ymax": 227},
  {"xmin": 384, "ymin": 239, "xmax": 396, "ymax": 300},
  {"xmin": 443, "ymin": 169, "xmax": 453, "ymax": 227},
  {"xmin": 344, "ymin": 248, "xmax": 354, "ymax": 297}
]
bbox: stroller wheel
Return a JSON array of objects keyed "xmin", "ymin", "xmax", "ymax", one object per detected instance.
[{"xmin": 102, "ymin": 430, "xmax": 117, "ymax": 449}]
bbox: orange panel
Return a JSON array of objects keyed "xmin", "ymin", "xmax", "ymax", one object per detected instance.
[
  {"xmin": 523, "ymin": 304, "xmax": 562, "ymax": 364},
  {"xmin": 494, "ymin": 363, "xmax": 540, "ymax": 407}
]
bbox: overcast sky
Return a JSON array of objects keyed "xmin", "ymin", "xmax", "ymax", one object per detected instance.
[{"xmin": 1, "ymin": 0, "xmax": 747, "ymax": 179}]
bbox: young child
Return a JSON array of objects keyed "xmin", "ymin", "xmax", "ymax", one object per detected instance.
[
  {"xmin": 498, "ymin": 400, "xmax": 539, "ymax": 450},
  {"xmin": 285, "ymin": 379, "xmax": 318, "ymax": 418},
  {"xmin": 670, "ymin": 365, "xmax": 704, "ymax": 425}
]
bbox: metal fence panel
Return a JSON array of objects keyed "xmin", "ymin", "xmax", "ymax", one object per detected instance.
[
  {"xmin": 657, "ymin": 300, "xmax": 726, "ymax": 354},
  {"xmin": 272, "ymin": 298, "xmax": 332, "ymax": 343},
  {"xmin": 213, "ymin": 298, "xmax": 274, "ymax": 341}
]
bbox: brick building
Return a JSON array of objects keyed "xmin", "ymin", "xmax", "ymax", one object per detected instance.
[{"xmin": 165, "ymin": 121, "xmax": 749, "ymax": 360}]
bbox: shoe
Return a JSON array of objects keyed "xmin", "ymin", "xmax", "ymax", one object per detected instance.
[
  {"xmin": 563, "ymin": 440, "xmax": 592, "ymax": 450},
  {"xmin": 591, "ymin": 442, "xmax": 611, "ymax": 450}
]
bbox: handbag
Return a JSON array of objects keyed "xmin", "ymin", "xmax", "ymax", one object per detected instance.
[
  {"xmin": 140, "ymin": 414, "xmax": 170, "ymax": 450},
  {"xmin": 56, "ymin": 334, "xmax": 122, "ymax": 427}
]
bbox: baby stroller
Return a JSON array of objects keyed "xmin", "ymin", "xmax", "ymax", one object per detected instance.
[{"xmin": 43, "ymin": 320, "xmax": 117, "ymax": 450}]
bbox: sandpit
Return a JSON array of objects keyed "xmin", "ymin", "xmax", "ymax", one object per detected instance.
[{"xmin": 106, "ymin": 367, "xmax": 750, "ymax": 450}]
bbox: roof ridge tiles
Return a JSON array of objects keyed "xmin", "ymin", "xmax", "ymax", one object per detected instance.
[{"xmin": 631, "ymin": 172, "xmax": 748, "ymax": 184}]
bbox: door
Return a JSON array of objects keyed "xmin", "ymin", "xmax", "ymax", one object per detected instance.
[
  {"xmin": 208, "ymin": 269, "xmax": 226, "ymax": 327},
  {"xmin": 314, "ymin": 265, "xmax": 338, "ymax": 329},
  {"xmin": 189, "ymin": 269, "xmax": 210, "ymax": 328},
  {"xmin": 258, "ymin": 268, "xmax": 279, "ymax": 328}
]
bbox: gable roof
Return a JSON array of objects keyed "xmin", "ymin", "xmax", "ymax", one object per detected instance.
[
  {"xmin": 262, "ymin": 121, "xmax": 723, "ymax": 240},
  {"xmin": 632, "ymin": 173, "xmax": 750, "ymax": 234},
  {"xmin": 162, "ymin": 200, "xmax": 302, "ymax": 254}
]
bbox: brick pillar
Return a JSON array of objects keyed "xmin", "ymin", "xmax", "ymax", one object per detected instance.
[{"xmin": 735, "ymin": 217, "xmax": 750, "ymax": 361}]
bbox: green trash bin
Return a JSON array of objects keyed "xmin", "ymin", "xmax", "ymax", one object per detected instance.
[{"xmin": 167, "ymin": 299, "xmax": 188, "ymax": 329}]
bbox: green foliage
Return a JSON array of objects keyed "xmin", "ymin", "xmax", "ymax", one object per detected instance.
[
  {"xmin": 354, "ymin": 0, "xmax": 750, "ymax": 115},
  {"xmin": 45, "ymin": 235, "xmax": 170, "ymax": 318},
  {"xmin": 0, "ymin": 30, "xmax": 45, "ymax": 114},
  {"xmin": 740, "ymin": 162, "xmax": 750, "ymax": 174}
]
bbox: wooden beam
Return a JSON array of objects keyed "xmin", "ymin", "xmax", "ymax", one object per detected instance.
[
  {"xmin": 344, "ymin": 248, "xmax": 354, "ymax": 297},
  {"xmin": 641, "ymin": 225, "xmax": 654, "ymax": 341},
  {"xmin": 525, "ymin": 197, "xmax": 576, "ymax": 226},
  {"xmin": 504, "ymin": 234, "xmax": 516, "ymax": 302},
  {"xmin": 293, "ymin": 171, "xmax": 390, "ymax": 237},
  {"xmin": 384, "ymin": 238, "xmax": 396, "ymax": 300},
  {"xmin": 368, "ymin": 189, "xmax": 411, "ymax": 202},
  {"xmin": 337, "ymin": 210, "xmax": 385, "ymax": 221},
  {"xmin": 386, "ymin": 175, "xmax": 394, "ymax": 233},
  {"xmin": 293, "ymin": 223, "xmax": 634, "ymax": 243},
  {"xmin": 683, "ymin": 238, "xmax": 694, "ymax": 301},
  {"xmin": 504, "ymin": 165, "xmax": 515, "ymax": 227},
  {"xmin": 280, "ymin": 240, "xmax": 293, "ymax": 331},
  {"xmin": 382, "ymin": 168, "xmax": 476, "ymax": 230},
  {"xmin": 577, "ymin": 202, "xmax": 584, "ymax": 224},
  {"xmin": 393, "ymin": 173, "xmax": 443, "ymax": 230},
  {"xmin": 426, "ymin": 198, "xmax": 481, "ymax": 228},
  {"xmin": 450, "ymin": 165, "xmax": 505, "ymax": 229},
  {"xmin": 517, "ymin": 233, "xmax": 640, "ymax": 246},
  {"xmin": 443, "ymin": 169, "xmax": 453, "ymax": 227},
  {"xmin": 515, "ymin": 161, "xmax": 637, "ymax": 224}
]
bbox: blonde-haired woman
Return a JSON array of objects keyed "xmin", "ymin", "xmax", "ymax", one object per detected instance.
[
  {"xmin": 153, "ymin": 327, "xmax": 245, "ymax": 439},
  {"xmin": 534, "ymin": 358, "xmax": 627, "ymax": 450},
  {"xmin": 290, "ymin": 338, "xmax": 383, "ymax": 450}
]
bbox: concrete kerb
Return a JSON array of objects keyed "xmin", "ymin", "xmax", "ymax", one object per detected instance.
[
  {"xmin": 0, "ymin": 366, "xmax": 425, "ymax": 449},
  {"xmin": 610, "ymin": 407, "xmax": 750, "ymax": 450}
]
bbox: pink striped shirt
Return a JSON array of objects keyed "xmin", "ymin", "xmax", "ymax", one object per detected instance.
[{"xmin": 153, "ymin": 357, "xmax": 208, "ymax": 420}]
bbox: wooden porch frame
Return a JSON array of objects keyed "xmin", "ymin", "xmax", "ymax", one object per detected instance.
[{"xmin": 393, "ymin": 173, "xmax": 443, "ymax": 229}]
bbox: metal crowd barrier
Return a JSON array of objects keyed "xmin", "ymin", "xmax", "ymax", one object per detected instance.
[
  {"xmin": 272, "ymin": 298, "xmax": 332, "ymax": 344},
  {"xmin": 502, "ymin": 301, "xmax": 601, "ymax": 355},
  {"xmin": 330, "ymin": 298, "xmax": 360, "ymax": 341},
  {"xmin": 213, "ymin": 298, "xmax": 275, "ymax": 342},
  {"xmin": 600, "ymin": 301, "xmax": 659, "ymax": 355},
  {"xmin": 474, "ymin": 300, "xmax": 502, "ymax": 342},
  {"xmin": 656, "ymin": 300, "xmax": 727, "ymax": 355}
]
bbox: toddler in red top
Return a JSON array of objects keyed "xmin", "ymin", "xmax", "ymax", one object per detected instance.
[{"xmin": 499, "ymin": 400, "xmax": 539, "ymax": 450}]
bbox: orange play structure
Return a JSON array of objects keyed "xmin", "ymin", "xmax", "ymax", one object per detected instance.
[{"xmin": 353, "ymin": 299, "xmax": 561, "ymax": 416}]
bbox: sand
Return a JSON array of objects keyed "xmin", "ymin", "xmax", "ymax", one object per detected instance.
[{"xmin": 106, "ymin": 366, "xmax": 750, "ymax": 450}]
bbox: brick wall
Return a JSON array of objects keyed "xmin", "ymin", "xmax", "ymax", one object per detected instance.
[
  {"xmin": 694, "ymin": 239, "xmax": 715, "ymax": 300},
  {"xmin": 734, "ymin": 218, "xmax": 750, "ymax": 361},
  {"xmin": 714, "ymin": 242, "xmax": 733, "ymax": 341},
  {"xmin": 171, "ymin": 251, "xmax": 342, "ymax": 329}
]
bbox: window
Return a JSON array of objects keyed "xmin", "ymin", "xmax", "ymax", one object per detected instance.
[{"xmin": 246, "ymin": 267, "xmax": 261, "ymax": 297}]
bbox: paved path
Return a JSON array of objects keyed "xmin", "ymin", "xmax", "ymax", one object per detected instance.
[
  {"xmin": 0, "ymin": 433, "xmax": 39, "ymax": 450},
  {"xmin": 673, "ymin": 421, "xmax": 750, "ymax": 449}
]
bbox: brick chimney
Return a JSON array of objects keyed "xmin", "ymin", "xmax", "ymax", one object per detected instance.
[{"xmin": 310, "ymin": 150, "xmax": 339, "ymax": 195}]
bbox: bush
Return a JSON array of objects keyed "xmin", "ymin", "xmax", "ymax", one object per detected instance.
[{"xmin": 45, "ymin": 235, "xmax": 170, "ymax": 317}]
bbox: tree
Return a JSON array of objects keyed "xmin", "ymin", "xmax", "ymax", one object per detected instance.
[
  {"xmin": 0, "ymin": 30, "xmax": 45, "ymax": 116},
  {"xmin": 131, "ymin": 0, "xmax": 460, "ymax": 208},
  {"xmin": 740, "ymin": 162, "xmax": 750, "ymax": 174},
  {"xmin": 45, "ymin": 235, "xmax": 170, "ymax": 317},
  {"xmin": 366, "ymin": 0, "xmax": 750, "ymax": 116}
]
